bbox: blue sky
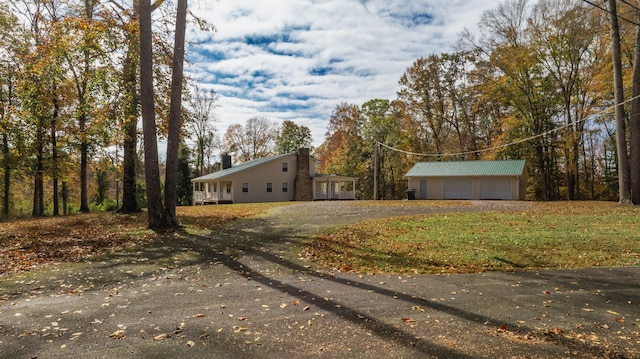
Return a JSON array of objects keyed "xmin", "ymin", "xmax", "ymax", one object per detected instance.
[{"xmin": 187, "ymin": 0, "xmax": 499, "ymax": 147}]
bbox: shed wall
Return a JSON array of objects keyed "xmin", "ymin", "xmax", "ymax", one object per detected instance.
[{"xmin": 410, "ymin": 176, "xmax": 524, "ymax": 200}]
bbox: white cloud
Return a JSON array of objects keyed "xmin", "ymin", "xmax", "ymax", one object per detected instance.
[{"xmin": 186, "ymin": 0, "xmax": 500, "ymax": 148}]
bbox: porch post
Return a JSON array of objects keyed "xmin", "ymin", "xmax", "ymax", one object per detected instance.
[{"xmin": 217, "ymin": 180, "xmax": 221, "ymax": 203}]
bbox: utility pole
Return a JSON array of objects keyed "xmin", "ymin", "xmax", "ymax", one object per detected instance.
[{"xmin": 373, "ymin": 142, "xmax": 378, "ymax": 200}]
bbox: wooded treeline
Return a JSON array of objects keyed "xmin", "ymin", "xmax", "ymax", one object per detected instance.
[
  {"xmin": 317, "ymin": 0, "xmax": 640, "ymax": 202},
  {"xmin": 0, "ymin": 0, "xmax": 315, "ymax": 220},
  {"xmin": 3, "ymin": 0, "xmax": 640, "ymax": 221},
  {"xmin": 0, "ymin": 0, "xmax": 204, "ymax": 221}
]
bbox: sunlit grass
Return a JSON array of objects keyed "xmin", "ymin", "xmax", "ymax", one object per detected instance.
[{"xmin": 305, "ymin": 202, "xmax": 640, "ymax": 274}]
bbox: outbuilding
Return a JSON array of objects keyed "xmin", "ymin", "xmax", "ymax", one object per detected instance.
[{"xmin": 404, "ymin": 160, "xmax": 527, "ymax": 200}]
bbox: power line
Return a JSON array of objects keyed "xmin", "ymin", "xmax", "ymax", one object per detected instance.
[
  {"xmin": 619, "ymin": 0, "xmax": 640, "ymax": 13},
  {"xmin": 378, "ymin": 94, "xmax": 640, "ymax": 158},
  {"xmin": 581, "ymin": 0, "xmax": 640, "ymax": 26}
]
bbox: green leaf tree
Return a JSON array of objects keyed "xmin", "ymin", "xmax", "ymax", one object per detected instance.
[{"xmin": 275, "ymin": 120, "xmax": 313, "ymax": 154}]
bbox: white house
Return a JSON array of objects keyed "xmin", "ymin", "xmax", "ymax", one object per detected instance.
[
  {"xmin": 404, "ymin": 160, "xmax": 527, "ymax": 200},
  {"xmin": 191, "ymin": 148, "xmax": 357, "ymax": 204}
]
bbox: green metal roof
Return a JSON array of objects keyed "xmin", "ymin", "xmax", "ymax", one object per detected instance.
[
  {"xmin": 405, "ymin": 160, "xmax": 526, "ymax": 177},
  {"xmin": 191, "ymin": 152, "xmax": 294, "ymax": 182}
]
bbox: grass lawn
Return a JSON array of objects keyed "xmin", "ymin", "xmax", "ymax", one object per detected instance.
[
  {"xmin": 2, "ymin": 201, "xmax": 639, "ymax": 276},
  {"xmin": 305, "ymin": 201, "xmax": 640, "ymax": 274}
]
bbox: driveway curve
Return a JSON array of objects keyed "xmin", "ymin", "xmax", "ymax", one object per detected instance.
[{"xmin": 0, "ymin": 201, "xmax": 638, "ymax": 359}]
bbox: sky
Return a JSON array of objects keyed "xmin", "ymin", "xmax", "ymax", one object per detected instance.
[{"xmin": 186, "ymin": 0, "xmax": 500, "ymax": 148}]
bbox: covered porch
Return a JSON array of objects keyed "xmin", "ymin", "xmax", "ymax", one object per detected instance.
[
  {"xmin": 313, "ymin": 175, "xmax": 357, "ymax": 200},
  {"xmin": 193, "ymin": 180, "xmax": 234, "ymax": 205}
]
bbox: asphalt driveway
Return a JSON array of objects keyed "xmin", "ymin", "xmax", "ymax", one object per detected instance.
[{"xmin": 0, "ymin": 201, "xmax": 638, "ymax": 358}]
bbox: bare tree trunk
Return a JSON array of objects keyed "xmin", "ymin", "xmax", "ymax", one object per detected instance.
[
  {"xmin": 139, "ymin": 0, "xmax": 167, "ymax": 230},
  {"xmin": 62, "ymin": 181, "xmax": 68, "ymax": 215},
  {"xmin": 2, "ymin": 133, "xmax": 9, "ymax": 217},
  {"xmin": 32, "ymin": 120, "xmax": 45, "ymax": 217},
  {"xmin": 79, "ymin": 110, "xmax": 90, "ymax": 212},
  {"xmin": 119, "ymin": 6, "xmax": 141, "ymax": 214},
  {"xmin": 629, "ymin": 10, "xmax": 640, "ymax": 204},
  {"xmin": 608, "ymin": 0, "xmax": 632, "ymax": 204},
  {"xmin": 51, "ymin": 93, "xmax": 59, "ymax": 216},
  {"xmin": 163, "ymin": 0, "xmax": 187, "ymax": 227}
]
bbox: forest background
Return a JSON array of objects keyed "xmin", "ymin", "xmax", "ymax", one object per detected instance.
[{"xmin": 1, "ymin": 0, "xmax": 640, "ymax": 220}]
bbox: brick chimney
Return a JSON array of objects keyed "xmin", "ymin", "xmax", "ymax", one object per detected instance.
[
  {"xmin": 294, "ymin": 148, "xmax": 313, "ymax": 201},
  {"xmin": 222, "ymin": 154, "xmax": 232, "ymax": 170}
]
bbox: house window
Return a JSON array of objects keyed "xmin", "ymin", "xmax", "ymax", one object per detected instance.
[
  {"xmin": 242, "ymin": 183, "xmax": 248, "ymax": 193},
  {"xmin": 282, "ymin": 182, "xmax": 288, "ymax": 193},
  {"xmin": 282, "ymin": 162, "xmax": 288, "ymax": 172},
  {"xmin": 267, "ymin": 182, "xmax": 273, "ymax": 193},
  {"xmin": 226, "ymin": 183, "xmax": 231, "ymax": 194}
]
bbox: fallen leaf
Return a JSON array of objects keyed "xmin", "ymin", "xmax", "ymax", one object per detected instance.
[
  {"xmin": 233, "ymin": 326, "xmax": 248, "ymax": 333},
  {"xmin": 109, "ymin": 330, "xmax": 125, "ymax": 339},
  {"xmin": 187, "ymin": 340, "xmax": 195, "ymax": 347},
  {"xmin": 412, "ymin": 306, "xmax": 425, "ymax": 312},
  {"xmin": 154, "ymin": 333, "xmax": 167, "ymax": 341},
  {"xmin": 401, "ymin": 318, "xmax": 415, "ymax": 323}
]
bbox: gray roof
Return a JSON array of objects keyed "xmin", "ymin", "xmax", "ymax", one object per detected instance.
[
  {"xmin": 405, "ymin": 160, "xmax": 526, "ymax": 177},
  {"xmin": 191, "ymin": 152, "xmax": 294, "ymax": 182}
]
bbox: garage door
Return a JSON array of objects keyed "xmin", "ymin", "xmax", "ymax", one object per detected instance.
[
  {"xmin": 479, "ymin": 179, "xmax": 512, "ymax": 200},
  {"xmin": 443, "ymin": 179, "xmax": 472, "ymax": 199}
]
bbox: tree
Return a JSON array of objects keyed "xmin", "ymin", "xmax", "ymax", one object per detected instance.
[
  {"xmin": 138, "ymin": 0, "xmax": 167, "ymax": 229},
  {"xmin": 529, "ymin": 0, "xmax": 607, "ymax": 200},
  {"xmin": 469, "ymin": 0, "xmax": 562, "ymax": 200},
  {"xmin": 315, "ymin": 103, "xmax": 367, "ymax": 197},
  {"xmin": 188, "ymin": 85, "xmax": 218, "ymax": 176},
  {"xmin": 361, "ymin": 99, "xmax": 404, "ymax": 200},
  {"xmin": 0, "ymin": 21, "xmax": 19, "ymax": 217},
  {"xmin": 398, "ymin": 55, "xmax": 452, "ymax": 158},
  {"xmin": 111, "ymin": 0, "xmax": 142, "ymax": 214},
  {"xmin": 607, "ymin": 0, "xmax": 632, "ymax": 204},
  {"xmin": 629, "ymin": 3, "xmax": 640, "ymax": 204},
  {"xmin": 223, "ymin": 117, "xmax": 277, "ymax": 162},
  {"xmin": 275, "ymin": 120, "xmax": 313, "ymax": 154},
  {"xmin": 163, "ymin": 0, "xmax": 188, "ymax": 227}
]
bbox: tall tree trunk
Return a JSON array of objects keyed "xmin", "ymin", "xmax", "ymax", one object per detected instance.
[
  {"xmin": 139, "ymin": 0, "xmax": 167, "ymax": 230},
  {"xmin": 62, "ymin": 181, "xmax": 68, "ymax": 215},
  {"xmin": 535, "ymin": 142, "xmax": 549, "ymax": 201},
  {"xmin": 629, "ymin": 10, "xmax": 640, "ymax": 204},
  {"xmin": 32, "ymin": 120, "xmax": 45, "ymax": 217},
  {"xmin": 608, "ymin": 0, "xmax": 632, "ymax": 204},
  {"xmin": 163, "ymin": 0, "xmax": 188, "ymax": 227},
  {"xmin": 79, "ymin": 111, "xmax": 90, "ymax": 212},
  {"xmin": 119, "ymin": 7, "xmax": 141, "ymax": 214},
  {"xmin": 2, "ymin": 133, "xmax": 9, "ymax": 217},
  {"xmin": 52, "ymin": 92, "xmax": 59, "ymax": 216}
]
